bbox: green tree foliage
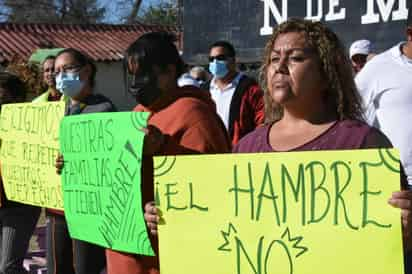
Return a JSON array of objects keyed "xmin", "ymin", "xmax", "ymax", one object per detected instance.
[
  {"xmin": 138, "ymin": 0, "xmax": 178, "ymax": 26},
  {"xmin": 58, "ymin": 0, "xmax": 106, "ymax": 23}
]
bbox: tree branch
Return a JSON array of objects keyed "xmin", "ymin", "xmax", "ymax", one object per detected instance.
[{"xmin": 127, "ymin": 0, "xmax": 142, "ymax": 23}]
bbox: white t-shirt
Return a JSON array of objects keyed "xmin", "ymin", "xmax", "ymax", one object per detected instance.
[
  {"xmin": 356, "ymin": 42, "xmax": 412, "ymax": 185},
  {"xmin": 210, "ymin": 73, "xmax": 242, "ymax": 129}
]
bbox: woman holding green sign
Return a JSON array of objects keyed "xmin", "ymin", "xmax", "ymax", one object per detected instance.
[
  {"xmin": 144, "ymin": 18, "xmax": 412, "ymax": 273},
  {"xmin": 52, "ymin": 48, "xmax": 116, "ymax": 274},
  {"xmin": 0, "ymin": 72, "xmax": 41, "ymax": 274}
]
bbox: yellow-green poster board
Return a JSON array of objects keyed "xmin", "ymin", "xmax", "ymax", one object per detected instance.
[
  {"xmin": 0, "ymin": 102, "xmax": 65, "ymax": 209},
  {"xmin": 154, "ymin": 149, "xmax": 404, "ymax": 274},
  {"xmin": 60, "ymin": 112, "xmax": 154, "ymax": 255}
]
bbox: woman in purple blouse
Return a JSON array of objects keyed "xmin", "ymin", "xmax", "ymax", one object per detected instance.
[
  {"xmin": 233, "ymin": 18, "xmax": 412, "ymax": 271},
  {"xmin": 144, "ymin": 18, "xmax": 412, "ymax": 271},
  {"xmin": 234, "ymin": 18, "xmax": 389, "ymax": 154}
]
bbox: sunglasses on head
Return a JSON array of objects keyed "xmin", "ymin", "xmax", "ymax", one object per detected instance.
[{"xmin": 208, "ymin": 54, "xmax": 229, "ymax": 62}]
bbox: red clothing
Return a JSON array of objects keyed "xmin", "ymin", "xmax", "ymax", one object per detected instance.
[
  {"xmin": 204, "ymin": 74, "xmax": 264, "ymax": 145},
  {"xmin": 228, "ymin": 75, "xmax": 264, "ymax": 145},
  {"xmin": 106, "ymin": 86, "xmax": 231, "ymax": 274}
]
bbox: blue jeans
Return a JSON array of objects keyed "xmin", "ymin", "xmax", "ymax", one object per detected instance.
[
  {"xmin": 0, "ymin": 205, "xmax": 41, "ymax": 274},
  {"xmin": 46, "ymin": 213, "xmax": 106, "ymax": 274}
]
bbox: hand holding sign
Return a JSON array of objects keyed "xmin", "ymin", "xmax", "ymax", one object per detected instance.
[
  {"xmin": 388, "ymin": 190, "xmax": 412, "ymax": 250},
  {"xmin": 140, "ymin": 125, "xmax": 166, "ymax": 156},
  {"xmin": 144, "ymin": 201, "xmax": 159, "ymax": 236},
  {"xmin": 55, "ymin": 153, "xmax": 64, "ymax": 175}
]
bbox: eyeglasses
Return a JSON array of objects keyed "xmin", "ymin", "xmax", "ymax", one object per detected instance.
[{"xmin": 208, "ymin": 54, "xmax": 229, "ymax": 62}]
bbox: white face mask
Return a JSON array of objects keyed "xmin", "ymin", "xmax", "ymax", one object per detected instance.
[{"xmin": 56, "ymin": 72, "xmax": 84, "ymax": 98}]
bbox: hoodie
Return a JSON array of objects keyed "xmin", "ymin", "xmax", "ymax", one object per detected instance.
[
  {"xmin": 136, "ymin": 85, "xmax": 230, "ymax": 155},
  {"xmin": 106, "ymin": 85, "xmax": 231, "ymax": 274}
]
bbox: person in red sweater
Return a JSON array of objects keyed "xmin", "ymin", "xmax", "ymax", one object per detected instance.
[
  {"xmin": 105, "ymin": 32, "xmax": 231, "ymax": 274},
  {"xmin": 203, "ymin": 41, "xmax": 265, "ymax": 145}
]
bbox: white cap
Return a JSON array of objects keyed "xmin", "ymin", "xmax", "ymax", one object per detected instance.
[{"xmin": 349, "ymin": 39, "xmax": 371, "ymax": 59}]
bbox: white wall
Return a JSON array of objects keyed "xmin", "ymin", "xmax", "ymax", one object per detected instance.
[{"xmin": 95, "ymin": 61, "xmax": 136, "ymax": 111}]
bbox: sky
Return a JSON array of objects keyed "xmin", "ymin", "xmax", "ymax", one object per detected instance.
[
  {"xmin": 0, "ymin": 0, "xmax": 165, "ymax": 24},
  {"xmin": 100, "ymin": 0, "xmax": 162, "ymax": 23}
]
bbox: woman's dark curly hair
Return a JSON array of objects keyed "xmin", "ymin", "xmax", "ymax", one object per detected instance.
[{"xmin": 260, "ymin": 18, "xmax": 364, "ymax": 124}]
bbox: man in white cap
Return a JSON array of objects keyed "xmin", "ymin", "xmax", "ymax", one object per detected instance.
[{"xmin": 349, "ymin": 39, "xmax": 371, "ymax": 74}]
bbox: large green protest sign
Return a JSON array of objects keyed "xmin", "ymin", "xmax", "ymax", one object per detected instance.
[
  {"xmin": 60, "ymin": 112, "xmax": 154, "ymax": 255},
  {"xmin": 0, "ymin": 102, "xmax": 65, "ymax": 209},
  {"xmin": 154, "ymin": 149, "xmax": 403, "ymax": 274}
]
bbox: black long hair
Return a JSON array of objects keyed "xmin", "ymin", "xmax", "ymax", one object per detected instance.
[{"xmin": 124, "ymin": 32, "xmax": 184, "ymax": 79}]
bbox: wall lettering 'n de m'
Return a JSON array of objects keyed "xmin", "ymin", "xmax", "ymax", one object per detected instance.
[
  {"xmin": 305, "ymin": 0, "xmax": 346, "ymax": 22},
  {"xmin": 305, "ymin": 0, "xmax": 323, "ymax": 21},
  {"xmin": 361, "ymin": 0, "xmax": 408, "ymax": 24},
  {"xmin": 260, "ymin": 0, "xmax": 288, "ymax": 36}
]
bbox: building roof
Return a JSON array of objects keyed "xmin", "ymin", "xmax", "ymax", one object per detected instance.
[{"xmin": 0, "ymin": 22, "xmax": 180, "ymax": 62}]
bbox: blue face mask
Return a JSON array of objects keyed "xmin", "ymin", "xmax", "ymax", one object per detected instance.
[
  {"xmin": 55, "ymin": 72, "xmax": 84, "ymax": 98},
  {"xmin": 209, "ymin": 60, "xmax": 229, "ymax": 79}
]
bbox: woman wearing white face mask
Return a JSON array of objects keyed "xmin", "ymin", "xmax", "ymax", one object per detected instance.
[{"xmin": 51, "ymin": 48, "xmax": 116, "ymax": 274}]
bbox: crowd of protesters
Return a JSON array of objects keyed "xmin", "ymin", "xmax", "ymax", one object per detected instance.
[{"xmin": 0, "ymin": 12, "xmax": 412, "ymax": 274}]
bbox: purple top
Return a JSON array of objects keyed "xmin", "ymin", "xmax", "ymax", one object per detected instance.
[{"xmin": 233, "ymin": 120, "xmax": 390, "ymax": 153}]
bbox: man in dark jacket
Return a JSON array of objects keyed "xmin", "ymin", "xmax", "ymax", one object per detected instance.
[{"xmin": 204, "ymin": 41, "xmax": 264, "ymax": 145}]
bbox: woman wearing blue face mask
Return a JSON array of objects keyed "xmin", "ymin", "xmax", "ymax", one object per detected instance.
[
  {"xmin": 54, "ymin": 48, "xmax": 116, "ymax": 115},
  {"xmin": 51, "ymin": 48, "xmax": 116, "ymax": 274}
]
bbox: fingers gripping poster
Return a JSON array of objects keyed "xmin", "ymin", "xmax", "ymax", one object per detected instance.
[
  {"xmin": 154, "ymin": 149, "xmax": 403, "ymax": 274},
  {"xmin": 0, "ymin": 102, "xmax": 65, "ymax": 209},
  {"xmin": 60, "ymin": 112, "xmax": 154, "ymax": 255}
]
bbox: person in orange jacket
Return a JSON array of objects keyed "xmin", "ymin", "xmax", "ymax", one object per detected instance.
[{"xmin": 105, "ymin": 32, "xmax": 231, "ymax": 274}]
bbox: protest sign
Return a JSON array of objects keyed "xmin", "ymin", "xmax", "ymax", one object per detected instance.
[
  {"xmin": 155, "ymin": 149, "xmax": 403, "ymax": 274},
  {"xmin": 0, "ymin": 102, "xmax": 65, "ymax": 209},
  {"xmin": 60, "ymin": 111, "xmax": 154, "ymax": 256}
]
